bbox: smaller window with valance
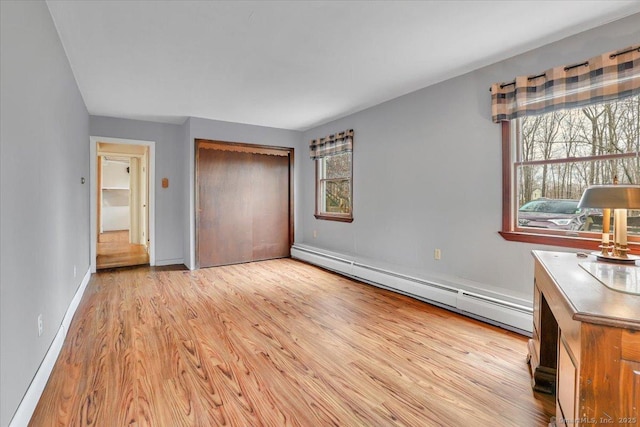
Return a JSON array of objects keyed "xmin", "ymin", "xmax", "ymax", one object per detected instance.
[{"xmin": 310, "ymin": 129, "xmax": 354, "ymax": 222}]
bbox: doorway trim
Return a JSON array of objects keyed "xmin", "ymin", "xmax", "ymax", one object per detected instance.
[{"xmin": 90, "ymin": 136, "xmax": 156, "ymax": 272}]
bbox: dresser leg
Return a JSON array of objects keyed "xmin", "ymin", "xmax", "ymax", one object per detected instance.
[{"xmin": 528, "ymin": 339, "xmax": 556, "ymax": 394}]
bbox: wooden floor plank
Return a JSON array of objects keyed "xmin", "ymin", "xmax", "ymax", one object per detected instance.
[{"xmin": 30, "ymin": 259, "xmax": 554, "ymax": 426}]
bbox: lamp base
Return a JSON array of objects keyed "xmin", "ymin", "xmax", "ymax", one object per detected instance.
[{"xmin": 592, "ymin": 252, "xmax": 640, "ymax": 264}]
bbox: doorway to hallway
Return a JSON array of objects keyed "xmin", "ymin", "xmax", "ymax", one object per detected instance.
[{"xmin": 92, "ymin": 139, "xmax": 153, "ymax": 270}]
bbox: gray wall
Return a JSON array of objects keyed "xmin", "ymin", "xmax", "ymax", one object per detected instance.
[
  {"xmin": 0, "ymin": 3, "xmax": 636, "ymax": 425},
  {"xmin": 0, "ymin": 1, "xmax": 90, "ymax": 426},
  {"xmin": 299, "ymin": 14, "xmax": 640, "ymax": 302},
  {"xmin": 185, "ymin": 117, "xmax": 303, "ymax": 269},
  {"xmin": 90, "ymin": 116, "xmax": 186, "ymax": 265},
  {"xmin": 89, "ymin": 116, "xmax": 303, "ymax": 270}
]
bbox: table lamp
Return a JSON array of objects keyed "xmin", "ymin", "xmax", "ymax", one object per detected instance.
[{"xmin": 578, "ymin": 184, "xmax": 640, "ymax": 262}]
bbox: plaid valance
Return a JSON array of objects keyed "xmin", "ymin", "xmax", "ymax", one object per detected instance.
[
  {"xmin": 309, "ymin": 129, "xmax": 354, "ymax": 160},
  {"xmin": 491, "ymin": 45, "xmax": 640, "ymax": 123}
]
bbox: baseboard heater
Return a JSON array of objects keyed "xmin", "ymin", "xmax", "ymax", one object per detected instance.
[{"xmin": 291, "ymin": 245, "xmax": 532, "ymax": 335}]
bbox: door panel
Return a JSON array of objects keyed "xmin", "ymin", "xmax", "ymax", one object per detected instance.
[
  {"xmin": 140, "ymin": 150, "xmax": 149, "ymax": 248},
  {"xmin": 252, "ymin": 153, "xmax": 290, "ymax": 261},
  {"xmin": 129, "ymin": 157, "xmax": 140, "ymax": 244},
  {"xmin": 197, "ymin": 141, "xmax": 292, "ymax": 268},
  {"xmin": 198, "ymin": 149, "xmax": 253, "ymax": 267},
  {"xmin": 97, "ymin": 156, "xmax": 103, "ymax": 235}
]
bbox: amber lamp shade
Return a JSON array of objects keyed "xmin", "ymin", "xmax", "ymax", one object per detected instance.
[
  {"xmin": 578, "ymin": 184, "xmax": 640, "ymax": 261},
  {"xmin": 577, "ymin": 185, "xmax": 640, "ymax": 210}
]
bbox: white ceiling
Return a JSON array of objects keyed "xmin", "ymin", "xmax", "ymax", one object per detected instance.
[{"xmin": 46, "ymin": 1, "xmax": 640, "ymax": 131}]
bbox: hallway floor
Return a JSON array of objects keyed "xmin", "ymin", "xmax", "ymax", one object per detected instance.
[{"xmin": 97, "ymin": 230, "xmax": 149, "ymax": 269}]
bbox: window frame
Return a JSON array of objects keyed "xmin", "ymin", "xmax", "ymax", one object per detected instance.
[
  {"xmin": 500, "ymin": 120, "xmax": 640, "ymax": 251},
  {"xmin": 314, "ymin": 152, "xmax": 354, "ymax": 223}
]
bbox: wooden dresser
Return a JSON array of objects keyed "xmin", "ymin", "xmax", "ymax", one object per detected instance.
[{"xmin": 529, "ymin": 250, "xmax": 640, "ymax": 427}]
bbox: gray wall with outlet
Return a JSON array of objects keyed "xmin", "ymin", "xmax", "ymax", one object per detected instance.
[
  {"xmin": 298, "ymin": 13, "xmax": 640, "ymax": 302},
  {"xmin": 1, "ymin": 1, "xmax": 90, "ymax": 425}
]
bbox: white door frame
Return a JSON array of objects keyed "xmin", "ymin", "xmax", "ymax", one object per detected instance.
[{"xmin": 90, "ymin": 136, "xmax": 156, "ymax": 272}]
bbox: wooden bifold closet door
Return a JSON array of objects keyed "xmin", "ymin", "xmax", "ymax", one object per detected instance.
[{"xmin": 196, "ymin": 140, "xmax": 293, "ymax": 268}]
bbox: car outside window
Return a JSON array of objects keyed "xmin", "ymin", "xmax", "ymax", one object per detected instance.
[{"xmin": 518, "ymin": 199, "xmax": 588, "ymax": 231}]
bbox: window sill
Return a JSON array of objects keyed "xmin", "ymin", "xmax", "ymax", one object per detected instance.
[
  {"xmin": 499, "ymin": 231, "xmax": 640, "ymax": 253},
  {"xmin": 499, "ymin": 230, "xmax": 599, "ymax": 249},
  {"xmin": 314, "ymin": 213, "xmax": 353, "ymax": 223}
]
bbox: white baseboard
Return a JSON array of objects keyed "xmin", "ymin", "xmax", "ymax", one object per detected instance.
[
  {"xmin": 61, "ymin": 269, "xmax": 91, "ymax": 334},
  {"xmin": 9, "ymin": 268, "xmax": 92, "ymax": 427},
  {"xmin": 291, "ymin": 244, "xmax": 532, "ymax": 335},
  {"xmin": 154, "ymin": 258, "xmax": 185, "ymax": 267}
]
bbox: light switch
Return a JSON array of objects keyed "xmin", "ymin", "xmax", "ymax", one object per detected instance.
[{"xmin": 162, "ymin": 178, "xmax": 169, "ymax": 188}]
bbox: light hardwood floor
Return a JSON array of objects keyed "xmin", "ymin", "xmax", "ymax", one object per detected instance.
[
  {"xmin": 30, "ymin": 259, "xmax": 553, "ymax": 426},
  {"xmin": 97, "ymin": 230, "xmax": 149, "ymax": 269}
]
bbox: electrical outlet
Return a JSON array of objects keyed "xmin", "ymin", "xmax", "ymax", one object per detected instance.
[
  {"xmin": 313, "ymin": 230, "xmax": 317, "ymax": 238},
  {"xmin": 434, "ymin": 248, "xmax": 442, "ymax": 260},
  {"xmin": 37, "ymin": 314, "xmax": 43, "ymax": 337}
]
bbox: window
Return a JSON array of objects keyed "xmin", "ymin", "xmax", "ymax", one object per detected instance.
[
  {"xmin": 316, "ymin": 152, "xmax": 353, "ymax": 221},
  {"xmin": 310, "ymin": 130, "xmax": 354, "ymax": 222},
  {"xmin": 507, "ymin": 96, "xmax": 640, "ymax": 246},
  {"xmin": 492, "ymin": 45, "xmax": 640, "ymax": 248}
]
